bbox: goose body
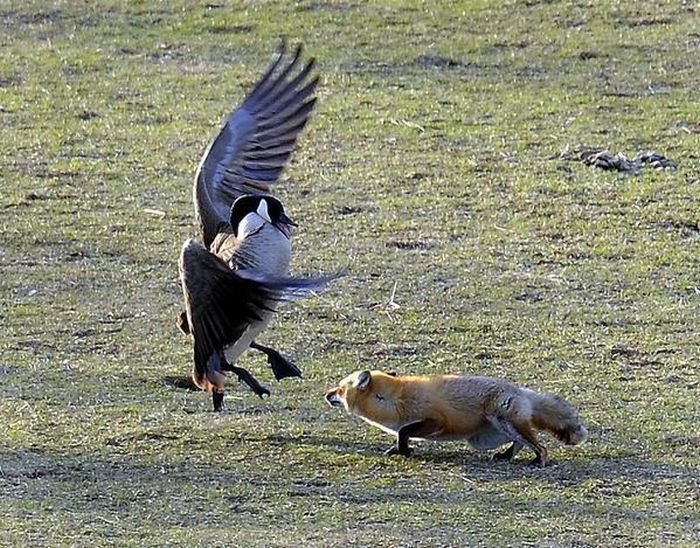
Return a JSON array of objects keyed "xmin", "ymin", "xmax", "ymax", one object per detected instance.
[
  {"xmin": 177, "ymin": 43, "xmax": 339, "ymax": 410},
  {"xmin": 207, "ymin": 219, "xmax": 292, "ymax": 365}
]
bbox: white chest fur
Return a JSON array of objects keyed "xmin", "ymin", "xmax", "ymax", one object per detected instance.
[{"xmin": 359, "ymin": 416, "xmax": 399, "ymax": 436}]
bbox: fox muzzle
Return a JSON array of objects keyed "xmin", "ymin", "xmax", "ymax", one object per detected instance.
[{"xmin": 324, "ymin": 390, "xmax": 343, "ymax": 407}]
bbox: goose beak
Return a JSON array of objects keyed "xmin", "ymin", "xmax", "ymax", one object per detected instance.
[{"xmin": 276, "ymin": 212, "xmax": 297, "ymax": 238}]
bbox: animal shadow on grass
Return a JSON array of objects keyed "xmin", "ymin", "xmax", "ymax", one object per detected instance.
[
  {"xmin": 162, "ymin": 375, "xmax": 199, "ymax": 391},
  {"xmin": 270, "ymin": 432, "xmax": 541, "ymax": 471},
  {"xmin": 267, "ymin": 432, "xmax": 388, "ymax": 455},
  {"xmin": 277, "ymin": 433, "xmax": 699, "ymax": 488},
  {"xmin": 4, "ymin": 446, "xmax": 694, "ymax": 534},
  {"xmin": 279, "ymin": 436, "xmax": 699, "ymax": 530}
]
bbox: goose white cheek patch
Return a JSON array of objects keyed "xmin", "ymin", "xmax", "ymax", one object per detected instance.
[
  {"xmin": 256, "ymin": 199, "xmax": 272, "ymax": 223},
  {"xmin": 237, "ymin": 211, "xmax": 265, "ymax": 238}
]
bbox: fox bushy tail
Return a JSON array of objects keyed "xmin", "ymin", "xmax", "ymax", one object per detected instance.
[{"xmin": 526, "ymin": 390, "xmax": 588, "ymax": 445}]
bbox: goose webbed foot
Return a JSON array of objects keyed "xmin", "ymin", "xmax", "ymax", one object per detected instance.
[{"xmin": 250, "ymin": 341, "xmax": 302, "ymax": 380}]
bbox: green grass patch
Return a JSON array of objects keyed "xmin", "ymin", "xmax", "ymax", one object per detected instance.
[{"xmin": 1, "ymin": 0, "xmax": 698, "ymax": 546}]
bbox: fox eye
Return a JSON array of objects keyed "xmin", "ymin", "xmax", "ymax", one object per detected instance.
[{"xmin": 375, "ymin": 393, "xmax": 385, "ymax": 402}]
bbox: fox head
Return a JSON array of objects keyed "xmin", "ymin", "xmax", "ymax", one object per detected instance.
[{"xmin": 324, "ymin": 370, "xmax": 402, "ymax": 428}]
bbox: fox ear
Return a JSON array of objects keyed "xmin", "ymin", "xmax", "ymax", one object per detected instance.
[{"xmin": 353, "ymin": 370, "xmax": 371, "ymax": 390}]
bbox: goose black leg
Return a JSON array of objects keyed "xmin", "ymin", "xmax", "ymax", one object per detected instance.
[
  {"xmin": 217, "ymin": 351, "xmax": 270, "ymax": 398},
  {"xmin": 250, "ymin": 341, "xmax": 302, "ymax": 380},
  {"xmin": 212, "ymin": 390, "xmax": 225, "ymax": 412},
  {"xmin": 229, "ymin": 365, "xmax": 271, "ymax": 398}
]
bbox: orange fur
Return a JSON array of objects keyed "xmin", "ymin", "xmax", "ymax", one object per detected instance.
[{"xmin": 325, "ymin": 370, "xmax": 587, "ymax": 465}]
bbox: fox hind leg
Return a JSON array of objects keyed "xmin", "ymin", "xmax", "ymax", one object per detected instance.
[
  {"xmin": 492, "ymin": 442, "xmax": 524, "ymax": 462},
  {"xmin": 493, "ymin": 416, "xmax": 548, "ymax": 467}
]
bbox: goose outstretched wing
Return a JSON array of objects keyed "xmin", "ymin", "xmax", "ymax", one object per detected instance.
[
  {"xmin": 193, "ymin": 42, "xmax": 318, "ymax": 247},
  {"xmin": 178, "ymin": 240, "xmax": 340, "ymax": 382}
]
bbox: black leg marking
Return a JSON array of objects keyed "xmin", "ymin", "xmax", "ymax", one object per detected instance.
[
  {"xmin": 492, "ymin": 416, "xmax": 548, "ymax": 466},
  {"xmin": 529, "ymin": 455, "xmax": 547, "ymax": 468},
  {"xmin": 492, "ymin": 442, "xmax": 524, "ymax": 462},
  {"xmin": 390, "ymin": 421, "xmax": 428, "ymax": 457},
  {"xmin": 528, "ymin": 451, "xmax": 557, "ymax": 468},
  {"xmin": 250, "ymin": 341, "xmax": 302, "ymax": 380},
  {"xmin": 493, "ymin": 417, "xmax": 538, "ymax": 454}
]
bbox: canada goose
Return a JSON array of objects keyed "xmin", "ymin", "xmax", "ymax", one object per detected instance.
[{"xmin": 178, "ymin": 42, "xmax": 339, "ymax": 411}]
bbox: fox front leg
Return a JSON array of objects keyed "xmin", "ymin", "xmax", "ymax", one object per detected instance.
[{"xmin": 384, "ymin": 420, "xmax": 431, "ymax": 457}]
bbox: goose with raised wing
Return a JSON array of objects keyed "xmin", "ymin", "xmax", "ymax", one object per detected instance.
[{"xmin": 177, "ymin": 42, "xmax": 340, "ymax": 411}]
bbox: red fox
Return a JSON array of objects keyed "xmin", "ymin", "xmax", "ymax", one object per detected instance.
[{"xmin": 325, "ymin": 370, "xmax": 587, "ymax": 466}]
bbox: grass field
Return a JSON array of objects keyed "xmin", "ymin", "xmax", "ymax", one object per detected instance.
[{"xmin": 1, "ymin": 1, "xmax": 699, "ymax": 546}]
